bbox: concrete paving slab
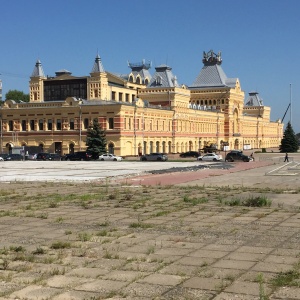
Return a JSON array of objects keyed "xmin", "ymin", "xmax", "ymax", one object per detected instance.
[
  {"xmin": 10, "ymin": 285, "xmax": 62, "ymax": 300},
  {"xmin": 183, "ymin": 276, "xmax": 223, "ymax": 291},
  {"xmin": 138, "ymin": 273, "xmax": 183, "ymax": 286}
]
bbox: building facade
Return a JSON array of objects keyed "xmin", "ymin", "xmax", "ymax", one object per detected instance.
[{"xmin": 0, "ymin": 50, "xmax": 283, "ymax": 156}]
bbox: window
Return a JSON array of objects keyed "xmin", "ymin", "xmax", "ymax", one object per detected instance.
[
  {"xmin": 132, "ymin": 95, "xmax": 135, "ymax": 102},
  {"xmin": 48, "ymin": 119, "xmax": 52, "ymax": 130},
  {"xmin": 84, "ymin": 118, "xmax": 89, "ymax": 129},
  {"xmin": 112, "ymin": 91, "xmax": 116, "ymax": 100},
  {"xmin": 124, "ymin": 118, "xmax": 126, "ymax": 129},
  {"xmin": 39, "ymin": 119, "xmax": 43, "ymax": 130},
  {"xmin": 94, "ymin": 89, "xmax": 98, "ymax": 98},
  {"xmin": 128, "ymin": 118, "xmax": 131, "ymax": 130},
  {"xmin": 21, "ymin": 120, "xmax": 26, "ymax": 131},
  {"xmin": 119, "ymin": 93, "xmax": 123, "ymax": 101},
  {"xmin": 56, "ymin": 119, "xmax": 61, "ymax": 130},
  {"xmin": 30, "ymin": 120, "xmax": 35, "ymax": 131},
  {"xmin": 129, "ymin": 75, "xmax": 133, "ymax": 83},
  {"xmin": 156, "ymin": 76, "xmax": 162, "ymax": 85},
  {"xmin": 8, "ymin": 120, "xmax": 13, "ymax": 131},
  {"xmin": 70, "ymin": 118, "xmax": 74, "ymax": 130},
  {"xmin": 125, "ymin": 94, "xmax": 129, "ymax": 102},
  {"xmin": 108, "ymin": 117, "xmax": 114, "ymax": 129}
]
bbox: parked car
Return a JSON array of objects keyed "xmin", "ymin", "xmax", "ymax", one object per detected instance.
[
  {"xmin": 99, "ymin": 153, "xmax": 122, "ymax": 161},
  {"xmin": 179, "ymin": 151, "xmax": 199, "ymax": 158},
  {"xmin": 0, "ymin": 157, "xmax": 4, "ymax": 161},
  {"xmin": 28, "ymin": 154, "xmax": 37, "ymax": 160},
  {"xmin": 5, "ymin": 154, "xmax": 23, "ymax": 161},
  {"xmin": 197, "ymin": 153, "xmax": 222, "ymax": 161},
  {"xmin": 36, "ymin": 153, "xmax": 61, "ymax": 161},
  {"xmin": 0, "ymin": 154, "xmax": 9, "ymax": 161},
  {"xmin": 48, "ymin": 153, "xmax": 62, "ymax": 161},
  {"xmin": 225, "ymin": 150, "xmax": 251, "ymax": 162},
  {"xmin": 140, "ymin": 153, "xmax": 168, "ymax": 161},
  {"xmin": 64, "ymin": 151, "xmax": 93, "ymax": 161}
]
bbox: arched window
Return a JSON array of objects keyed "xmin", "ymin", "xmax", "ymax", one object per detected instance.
[
  {"xmin": 129, "ymin": 75, "xmax": 134, "ymax": 83},
  {"xmin": 108, "ymin": 143, "xmax": 114, "ymax": 154},
  {"xmin": 69, "ymin": 143, "xmax": 75, "ymax": 154},
  {"xmin": 136, "ymin": 77, "xmax": 141, "ymax": 84},
  {"xmin": 39, "ymin": 143, "xmax": 44, "ymax": 152}
]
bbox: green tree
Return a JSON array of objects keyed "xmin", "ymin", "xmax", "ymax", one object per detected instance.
[
  {"xmin": 5, "ymin": 89, "xmax": 29, "ymax": 102},
  {"xmin": 86, "ymin": 118, "xmax": 107, "ymax": 159},
  {"xmin": 280, "ymin": 122, "xmax": 299, "ymax": 153}
]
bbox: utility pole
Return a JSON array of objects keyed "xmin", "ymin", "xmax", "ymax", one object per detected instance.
[{"xmin": 290, "ymin": 83, "xmax": 292, "ymax": 126}]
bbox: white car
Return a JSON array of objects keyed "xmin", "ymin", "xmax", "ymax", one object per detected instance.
[
  {"xmin": 99, "ymin": 154, "xmax": 122, "ymax": 161},
  {"xmin": 0, "ymin": 157, "xmax": 4, "ymax": 161},
  {"xmin": 197, "ymin": 153, "xmax": 223, "ymax": 161}
]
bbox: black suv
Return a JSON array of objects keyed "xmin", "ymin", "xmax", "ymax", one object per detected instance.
[
  {"xmin": 225, "ymin": 150, "xmax": 251, "ymax": 162},
  {"xmin": 4, "ymin": 154, "xmax": 23, "ymax": 161},
  {"xmin": 179, "ymin": 151, "xmax": 199, "ymax": 158},
  {"xmin": 36, "ymin": 153, "xmax": 61, "ymax": 161},
  {"xmin": 64, "ymin": 151, "xmax": 93, "ymax": 161}
]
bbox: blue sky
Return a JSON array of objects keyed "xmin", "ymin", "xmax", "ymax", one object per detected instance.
[{"xmin": 1, "ymin": 0, "xmax": 299, "ymax": 132}]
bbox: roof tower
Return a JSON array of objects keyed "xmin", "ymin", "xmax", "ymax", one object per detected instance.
[
  {"xmin": 190, "ymin": 50, "xmax": 237, "ymax": 88},
  {"xmin": 148, "ymin": 64, "xmax": 180, "ymax": 88},
  {"xmin": 91, "ymin": 54, "xmax": 105, "ymax": 73},
  {"xmin": 31, "ymin": 59, "xmax": 45, "ymax": 78}
]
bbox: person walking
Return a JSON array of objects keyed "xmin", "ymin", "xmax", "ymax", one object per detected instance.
[{"xmin": 284, "ymin": 152, "xmax": 289, "ymax": 162}]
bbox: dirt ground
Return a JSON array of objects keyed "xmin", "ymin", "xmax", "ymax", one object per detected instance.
[{"xmin": 0, "ymin": 154, "xmax": 300, "ymax": 299}]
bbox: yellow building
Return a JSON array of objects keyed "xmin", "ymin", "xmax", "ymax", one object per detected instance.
[{"xmin": 0, "ymin": 50, "xmax": 283, "ymax": 156}]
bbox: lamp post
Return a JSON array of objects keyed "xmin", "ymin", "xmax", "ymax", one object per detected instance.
[{"xmin": 79, "ymin": 105, "xmax": 82, "ymax": 151}]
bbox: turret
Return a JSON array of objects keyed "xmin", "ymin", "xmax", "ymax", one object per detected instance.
[{"xmin": 29, "ymin": 59, "xmax": 46, "ymax": 102}]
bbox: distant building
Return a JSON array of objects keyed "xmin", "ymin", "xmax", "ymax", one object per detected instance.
[{"xmin": 0, "ymin": 50, "xmax": 283, "ymax": 155}]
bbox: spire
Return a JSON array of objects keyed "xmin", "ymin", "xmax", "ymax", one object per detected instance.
[
  {"xmin": 91, "ymin": 54, "xmax": 105, "ymax": 73},
  {"xmin": 31, "ymin": 59, "xmax": 45, "ymax": 77}
]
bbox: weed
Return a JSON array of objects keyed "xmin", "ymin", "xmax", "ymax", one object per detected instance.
[
  {"xmin": 257, "ymin": 273, "xmax": 269, "ymax": 300},
  {"xmin": 154, "ymin": 210, "xmax": 170, "ymax": 217},
  {"xmin": 183, "ymin": 195, "xmax": 208, "ymax": 206},
  {"xmin": 65, "ymin": 230, "xmax": 72, "ymax": 235},
  {"xmin": 224, "ymin": 198, "xmax": 241, "ymax": 206},
  {"xmin": 146, "ymin": 245, "xmax": 155, "ymax": 255},
  {"xmin": 10, "ymin": 245, "xmax": 25, "ymax": 252},
  {"xmin": 1, "ymin": 258, "xmax": 9, "ymax": 270},
  {"xmin": 78, "ymin": 232, "xmax": 92, "ymax": 242},
  {"xmin": 270, "ymin": 269, "xmax": 300, "ymax": 287},
  {"xmin": 49, "ymin": 201, "xmax": 58, "ymax": 208},
  {"xmin": 243, "ymin": 195, "xmax": 272, "ymax": 207},
  {"xmin": 96, "ymin": 230, "xmax": 107, "ymax": 236},
  {"xmin": 51, "ymin": 241, "xmax": 71, "ymax": 249},
  {"xmin": 37, "ymin": 212, "xmax": 48, "ymax": 219},
  {"xmin": 55, "ymin": 216, "xmax": 64, "ymax": 223},
  {"xmin": 32, "ymin": 246, "xmax": 46, "ymax": 255},
  {"xmin": 129, "ymin": 222, "xmax": 152, "ymax": 229}
]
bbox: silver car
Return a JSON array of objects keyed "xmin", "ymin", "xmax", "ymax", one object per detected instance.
[{"xmin": 140, "ymin": 153, "xmax": 168, "ymax": 161}]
